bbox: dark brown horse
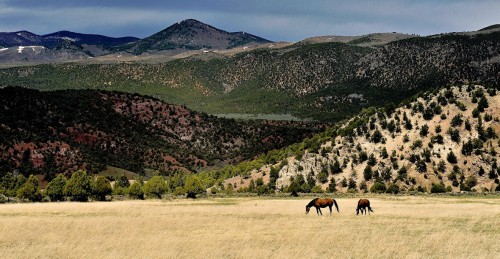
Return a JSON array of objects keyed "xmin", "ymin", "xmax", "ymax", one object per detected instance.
[
  {"xmin": 306, "ymin": 198, "xmax": 339, "ymax": 215},
  {"xmin": 356, "ymin": 199, "xmax": 374, "ymax": 215}
]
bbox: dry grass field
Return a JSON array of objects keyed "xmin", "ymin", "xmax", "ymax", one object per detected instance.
[{"xmin": 1, "ymin": 196, "xmax": 499, "ymax": 258}]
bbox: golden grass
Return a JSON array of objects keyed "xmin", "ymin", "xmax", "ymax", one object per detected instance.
[{"xmin": 1, "ymin": 196, "xmax": 499, "ymax": 258}]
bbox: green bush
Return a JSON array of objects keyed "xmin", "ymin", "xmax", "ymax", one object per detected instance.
[
  {"xmin": 363, "ymin": 165, "xmax": 373, "ymax": 181},
  {"xmin": 327, "ymin": 178, "xmax": 337, "ymax": 193},
  {"xmin": 0, "ymin": 194, "xmax": 8, "ymax": 204},
  {"xmin": 64, "ymin": 170, "xmax": 93, "ymax": 202},
  {"xmin": 93, "ymin": 176, "xmax": 112, "ymax": 201},
  {"xmin": 311, "ymin": 185, "xmax": 324, "ymax": 193},
  {"xmin": 45, "ymin": 174, "xmax": 67, "ymax": 201},
  {"xmin": 128, "ymin": 182, "xmax": 144, "ymax": 199},
  {"xmin": 386, "ymin": 183, "xmax": 400, "ymax": 194},
  {"xmin": 287, "ymin": 181, "xmax": 300, "ymax": 196},
  {"xmin": 430, "ymin": 183, "xmax": 446, "ymax": 193},
  {"xmin": 447, "ymin": 151, "xmax": 458, "ymax": 164},
  {"xmin": 184, "ymin": 175, "xmax": 205, "ymax": 198},
  {"xmin": 173, "ymin": 186, "xmax": 185, "ymax": 196},
  {"xmin": 17, "ymin": 175, "xmax": 42, "ymax": 202},
  {"xmin": 370, "ymin": 181, "xmax": 387, "ymax": 193},
  {"xmin": 115, "ymin": 175, "xmax": 130, "ymax": 189},
  {"xmin": 143, "ymin": 176, "xmax": 168, "ymax": 199}
]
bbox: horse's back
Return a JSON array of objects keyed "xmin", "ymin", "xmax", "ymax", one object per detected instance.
[{"xmin": 358, "ymin": 199, "xmax": 370, "ymax": 207}]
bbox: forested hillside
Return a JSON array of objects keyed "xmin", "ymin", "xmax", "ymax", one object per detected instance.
[
  {"xmin": 0, "ymin": 87, "xmax": 320, "ymax": 181},
  {"xmin": 205, "ymin": 85, "xmax": 499, "ymax": 194},
  {"xmin": 1, "ymin": 30, "xmax": 499, "ymax": 121}
]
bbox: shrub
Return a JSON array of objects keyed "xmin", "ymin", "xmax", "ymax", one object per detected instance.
[
  {"xmin": 17, "ymin": 175, "xmax": 42, "ymax": 202},
  {"xmin": 363, "ymin": 165, "xmax": 373, "ymax": 181},
  {"xmin": 143, "ymin": 176, "xmax": 168, "ymax": 199},
  {"xmin": 415, "ymin": 159, "xmax": 427, "ymax": 173},
  {"xmin": 64, "ymin": 170, "xmax": 92, "ymax": 202},
  {"xmin": 93, "ymin": 176, "xmax": 112, "ymax": 201},
  {"xmin": 431, "ymin": 183, "xmax": 446, "ymax": 193},
  {"xmin": 370, "ymin": 181, "xmax": 387, "ymax": 193},
  {"xmin": 184, "ymin": 175, "xmax": 205, "ymax": 198},
  {"xmin": 397, "ymin": 166, "xmax": 408, "ymax": 180},
  {"xmin": 173, "ymin": 186, "xmax": 185, "ymax": 196},
  {"xmin": 115, "ymin": 175, "xmax": 130, "ymax": 189},
  {"xmin": 327, "ymin": 178, "xmax": 337, "ymax": 193},
  {"xmin": 45, "ymin": 174, "xmax": 67, "ymax": 201},
  {"xmin": 371, "ymin": 129, "xmax": 383, "ymax": 143},
  {"xmin": 419, "ymin": 125, "xmax": 429, "ymax": 137},
  {"xmin": 128, "ymin": 182, "xmax": 144, "ymax": 199},
  {"xmin": 311, "ymin": 185, "xmax": 324, "ymax": 193},
  {"xmin": 450, "ymin": 114, "xmax": 463, "ymax": 127},
  {"xmin": 447, "ymin": 151, "xmax": 458, "ymax": 164},
  {"xmin": 287, "ymin": 181, "xmax": 300, "ymax": 196},
  {"xmin": 386, "ymin": 183, "xmax": 400, "ymax": 194},
  {"xmin": 348, "ymin": 178, "xmax": 357, "ymax": 190},
  {"xmin": 0, "ymin": 194, "xmax": 8, "ymax": 204}
]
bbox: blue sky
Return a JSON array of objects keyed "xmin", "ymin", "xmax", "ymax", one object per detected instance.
[{"xmin": 0, "ymin": 0, "xmax": 498, "ymax": 41}]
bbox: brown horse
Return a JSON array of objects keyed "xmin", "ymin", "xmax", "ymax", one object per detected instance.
[
  {"xmin": 356, "ymin": 199, "xmax": 374, "ymax": 215},
  {"xmin": 306, "ymin": 198, "xmax": 339, "ymax": 215}
]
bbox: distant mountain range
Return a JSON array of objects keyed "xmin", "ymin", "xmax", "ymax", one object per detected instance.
[
  {"xmin": 0, "ymin": 30, "xmax": 139, "ymax": 48},
  {"xmin": 0, "ymin": 19, "xmax": 272, "ymax": 63}
]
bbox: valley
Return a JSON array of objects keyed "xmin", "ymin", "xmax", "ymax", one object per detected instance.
[{"xmin": 0, "ymin": 19, "xmax": 499, "ymax": 198}]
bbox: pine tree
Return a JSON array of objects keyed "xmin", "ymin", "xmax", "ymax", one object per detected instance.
[
  {"xmin": 64, "ymin": 170, "xmax": 92, "ymax": 202},
  {"xmin": 46, "ymin": 174, "xmax": 67, "ymax": 201},
  {"xmin": 16, "ymin": 174, "xmax": 41, "ymax": 202}
]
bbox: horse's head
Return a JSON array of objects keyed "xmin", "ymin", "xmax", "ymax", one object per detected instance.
[{"xmin": 306, "ymin": 206, "xmax": 311, "ymax": 214}]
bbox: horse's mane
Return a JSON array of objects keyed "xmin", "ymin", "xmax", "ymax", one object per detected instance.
[{"xmin": 307, "ymin": 198, "xmax": 319, "ymax": 207}]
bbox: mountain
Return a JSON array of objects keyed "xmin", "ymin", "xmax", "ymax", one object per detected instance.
[
  {"xmin": 118, "ymin": 19, "xmax": 272, "ymax": 54},
  {"xmin": 43, "ymin": 31, "xmax": 139, "ymax": 48},
  {"xmin": 0, "ymin": 30, "xmax": 139, "ymax": 64},
  {"xmin": 2, "ymin": 25, "xmax": 499, "ymax": 121},
  {"xmin": 0, "ymin": 30, "xmax": 138, "ymax": 49},
  {"xmin": 0, "ymin": 87, "xmax": 320, "ymax": 181},
  {"xmin": 213, "ymin": 85, "xmax": 500, "ymax": 193}
]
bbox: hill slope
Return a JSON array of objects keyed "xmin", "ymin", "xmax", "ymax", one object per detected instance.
[
  {"xmin": 0, "ymin": 87, "xmax": 320, "ymax": 180},
  {"xmin": 210, "ymin": 85, "xmax": 499, "ymax": 193},
  {"xmin": 1, "ymin": 28, "xmax": 499, "ymax": 121}
]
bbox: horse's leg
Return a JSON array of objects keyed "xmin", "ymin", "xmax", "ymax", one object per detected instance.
[
  {"xmin": 318, "ymin": 208, "xmax": 322, "ymax": 215},
  {"xmin": 329, "ymin": 205, "xmax": 332, "ymax": 215}
]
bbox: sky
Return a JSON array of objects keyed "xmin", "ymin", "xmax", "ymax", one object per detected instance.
[{"xmin": 0, "ymin": 0, "xmax": 498, "ymax": 41}]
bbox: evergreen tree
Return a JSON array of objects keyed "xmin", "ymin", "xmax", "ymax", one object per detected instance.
[
  {"xmin": 327, "ymin": 177, "xmax": 337, "ymax": 193},
  {"xmin": 115, "ymin": 174, "xmax": 130, "ymax": 189},
  {"xmin": 17, "ymin": 174, "xmax": 41, "ymax": 202},
  {"xmin": 64, "ymin": 170, "xmax": 92, "ymax": 202},
  {"xmin": 46, "ymin": 174, "xmax": 67, "ymax": 201},
  {"xmin": 93, "ymin": 176, "xmax": 112, "ymax": 201},
  {"xmin": 128, "ymin": 181, "xmax": 144, "ymax": 199},
  {"xmin": 184, "ymin": 175, "xmax": 205, "ymax": 198},
  {"xmin": 143, "ymin": 176, "xmax": 168, "ymax": 199},
  {"xmin": 363, "ymin": 165, "xmax": 373, "ymax": 181}
]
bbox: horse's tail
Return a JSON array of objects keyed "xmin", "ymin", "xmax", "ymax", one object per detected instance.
[
  {"xmin": 333, "ymin": 199, "xmax": 339, "ymax": 212},
  {"xmin": 369, "ymin": 207, "xmax": 374, "ymax": 213}
]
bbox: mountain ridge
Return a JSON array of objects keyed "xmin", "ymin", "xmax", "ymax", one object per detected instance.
[{"xmin": 118, "ymin": 19, "xmax": 272, "ymax": 54}]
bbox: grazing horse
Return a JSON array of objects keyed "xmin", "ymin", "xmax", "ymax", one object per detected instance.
[
  {"xmin": 306, "ymin": 198, "xmax": 339, "ymax": 215},
  {"xmin": 356, "ymin": 199, "xmax": 374, "ymax": 215}
]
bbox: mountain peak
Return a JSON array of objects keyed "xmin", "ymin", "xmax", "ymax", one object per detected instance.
[{"xmin": 124, "ymin": 19, "xmax": 272, "ymax": 54}]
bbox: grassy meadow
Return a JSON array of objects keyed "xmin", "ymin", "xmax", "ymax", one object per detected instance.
[{"xmin": 0, "ymin": 196, "xmax": 499, "ymax": 258}]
